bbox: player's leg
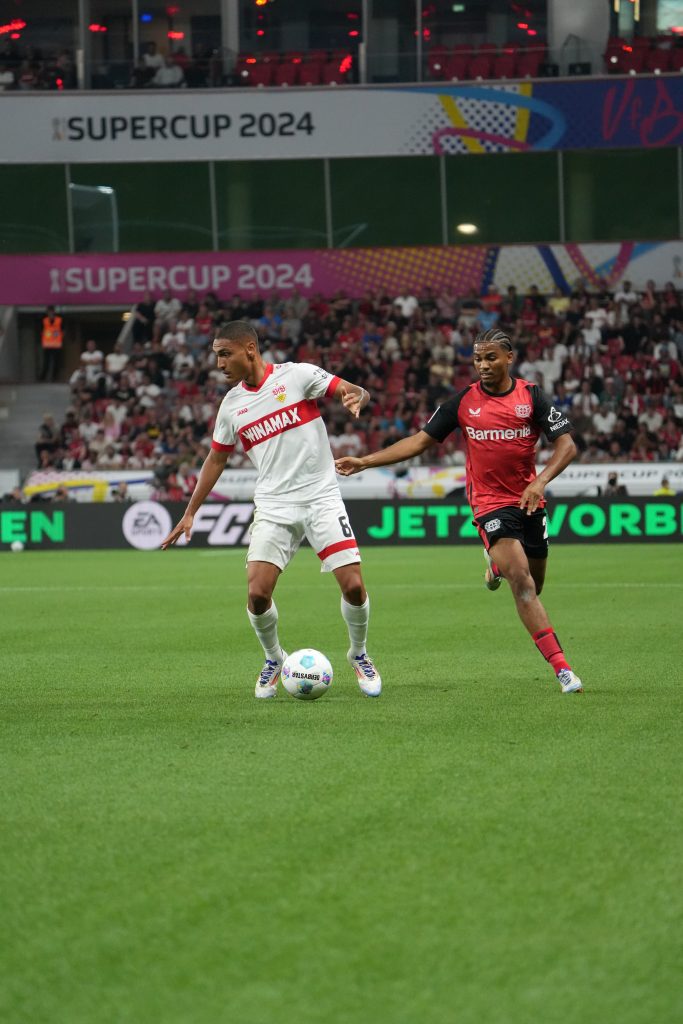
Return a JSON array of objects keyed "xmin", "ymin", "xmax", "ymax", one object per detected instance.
[
  {"xmin": 246, "ymin": 513, "xmax": 301, "ymax": 699},
  {"xmin": 306, "ymin": 500, "xmax": 381, "ymax": 697},
  {"xmin": 526, "ymin": 557, "xmax": 547, "ymax": 595},
  {"xmin": 522, "ymin": 509, "xmax": 582, "ymax": 693},
  {"xmin": 487, "ymin": 537, "xmax": 551, "ymax": 635},
  {"xmin": 480, "ymin": 508, "xmax": 583, "ymax": 693},
  {"xmin": 333, "ymin": 563, "xmax": 382, "ymax": 698},
  {"xmin": 524, "ymin": 508, "xmax": 549, "ymax": 595}
]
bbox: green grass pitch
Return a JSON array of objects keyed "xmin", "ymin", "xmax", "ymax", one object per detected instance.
[{"xmin": 1, "ymin": 544, "xmax": 682, "ymax": 1024}]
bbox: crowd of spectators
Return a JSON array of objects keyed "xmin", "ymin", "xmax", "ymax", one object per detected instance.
[
  {"xmin": 0, "ymin": 41, "xmax": 227, "ymax": 91},
  {"xmin": 31, "ymin": 277, "xmax": 683, "ymax": 501}
]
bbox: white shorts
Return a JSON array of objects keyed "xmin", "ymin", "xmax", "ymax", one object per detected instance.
[{"xmin": 247, "ymin": 498, "xmax": 361, "ymax": 573}]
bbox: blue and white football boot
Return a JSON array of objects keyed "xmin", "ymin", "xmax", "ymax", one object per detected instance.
[
  {"xmin": 255, "ymin": 650, "xmax": 287, "ymax": 699},
  {"xmin": 557, "ymin": 668, "xmax": 584, "ymax": 694},
  {"xmin": 347, "ymin": 650, "xmax": 382, "ymax": 698}
]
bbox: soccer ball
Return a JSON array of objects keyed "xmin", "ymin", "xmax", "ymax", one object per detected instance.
[
  {"xmin": 10, "ymin": 541, "xmax": 24, "ymax": 553},
  {"xmin": 281, "ymin": 649, "xmax": 333, "ymax": 701}
]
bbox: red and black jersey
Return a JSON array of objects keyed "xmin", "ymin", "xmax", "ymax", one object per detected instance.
[{"xmin": 423, "ymin": 377, "xmax": 573, "ymax": 517}]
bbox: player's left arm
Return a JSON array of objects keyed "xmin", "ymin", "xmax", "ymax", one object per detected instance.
[
  {"xmin": 520, "ymin": 386, "xmax": 577, "ymax": 514},
  {"xmin": 297, "ymin": 365, "xmax": 368, "ymax": 418},
  {"xmin": 334, "ymin": 379, "xmax": 369, "ymax": 420}
]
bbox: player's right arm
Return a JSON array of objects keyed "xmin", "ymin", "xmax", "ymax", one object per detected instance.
[
  {"xmin": 335, "ymin": 431, "xmax": 436, "ymax": 475},
  {"xmin": 335, "ymin": 393, "xmax": 463, "ymax": 476},
  {"xmin": 161, "ymin": 447, "xmax": 229, "ymax": 548}
]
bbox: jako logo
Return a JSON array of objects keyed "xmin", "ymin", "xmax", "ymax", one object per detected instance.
[
  {"xmin": 122, "ymin": 501, "xmax": 172, "ymax": 550},
  {"xmin": 466, "ymin": 425, "xmax": 532, "ymax": 441}
]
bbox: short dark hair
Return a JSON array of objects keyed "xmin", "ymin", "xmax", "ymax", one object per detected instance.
[
  {"xmin": 215, "ymin": 320, "xmax": 258, "ymax": 345},
  {"xmin": 474, "ymin": 328, "xmax": 513, "ymax": 351}
]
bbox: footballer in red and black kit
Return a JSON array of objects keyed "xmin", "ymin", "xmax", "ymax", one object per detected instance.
[
  {"xmin": 423, "ymin": 373, "xmax": 573, "ymax": 558},
  {"xmin": 335, "ymin": 329, "xmax": 584, "ymax": 694}
]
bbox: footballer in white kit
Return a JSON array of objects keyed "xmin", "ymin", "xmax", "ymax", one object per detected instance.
[{"xmin": 162, "ymin": 321, "xmax": 382, "ymax": 699}]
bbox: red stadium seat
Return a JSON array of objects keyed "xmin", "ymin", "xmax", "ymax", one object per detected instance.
[
  {"xmin": 248, "ymin": 62, "xmax": 274, "ymax": 87},
  {"xmin": 444, "ymin": 53, "xmax": 469, "ymax": 80},
  {"xmin": 619, "ymin": 48, "xmax": 645, "ymax": 74},
  {"xmin": 516, "ymin": 49, "xmax": 544, "ymax": 78},
  {"xmin": 273, "ymin": 62, "xmax": 298, "ymax": 86},
  {"xmin": 492, "ymin": 52, "xmax": 517, "ymax": 79},
  {"xmin": 644, "ymin": 47, "xmax": 671, "ymax": 73},
  {"xmin": 322, "ymin": 60, "xmax": 350, "ymax": 85},
  {"xmin": 669, "ymin": 47, "xmax": 683, "ymax": 71},
  {"xmin": 298, "ymin": 61, "xmax": 323, "ymax": 86},
  {"xmin": 478, "ymin": 42, "xmax": 498, "ymax": 54},
  {"xmin": 467, "ymin": 54, "xmax": 493, "ymax": 80}
]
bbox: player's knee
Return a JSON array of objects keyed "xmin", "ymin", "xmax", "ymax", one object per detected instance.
[
  {"xmin": 248, "ymin": 585, "xmax": 273, "ymax": 615},
  {"xmin": 508, "ymin": 568, "xmax": 536, "ymax": 603},
  {"xmin": 341, "ymin": 575, "xmax": 364, "ymax": 605}
]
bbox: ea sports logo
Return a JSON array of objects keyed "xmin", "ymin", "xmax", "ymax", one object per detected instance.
[{"xmin": 122, "ymin": 501, "xmax": 172, "ymax": 550}]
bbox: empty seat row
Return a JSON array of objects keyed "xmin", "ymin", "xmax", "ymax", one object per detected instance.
[
  {"xmin": 427, "ymin": 45, "xmax": 546, "ymax": 82},
  {"xmin": 235, "ymin": 52, "xmax": 353, "ymax": 87},
  {"xmin": 605, "ymin": 37, "xmax": 683, "ymax": 74}
]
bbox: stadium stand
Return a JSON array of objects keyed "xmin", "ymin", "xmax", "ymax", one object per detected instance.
[
  {"xmin": 3, "ymin": 34, "xmax": 683, "ymax": 91},
  {"xmin": 22, "ymin": 279, "xmax": 683, "ymax": 501}
]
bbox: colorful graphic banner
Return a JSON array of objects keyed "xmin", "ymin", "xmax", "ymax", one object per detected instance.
[
  {"xmin": 21, "ymin": 464, "xmax": 683, "ymax": 504},
  {"xmin": 0, "ymin": 76, "xmax": 681, "ymax": 163},
  {"xmin": 2, "ymin": 241, "xmax": 682, "ymax": 305}
]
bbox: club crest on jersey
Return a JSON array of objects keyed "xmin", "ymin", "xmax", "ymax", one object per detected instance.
[
  {"xmin": 272, "ymin": 384, "xmax": 287, "ymax": 403},
  {"xmin": 515, "ymin": 404, "xmax": 531, "ymax": 418}
]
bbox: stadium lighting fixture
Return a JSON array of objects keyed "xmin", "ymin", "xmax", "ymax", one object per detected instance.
[{"xmin": 456, "ymin": 223, "xmax": 478, "ymax": 235}]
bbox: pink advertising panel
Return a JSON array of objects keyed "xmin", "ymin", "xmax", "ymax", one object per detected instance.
[{"xmin": 0, "ymin": 248, "xmax": 489, "ymax": 305}]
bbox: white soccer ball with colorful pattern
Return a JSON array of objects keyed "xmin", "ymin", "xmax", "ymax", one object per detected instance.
[{"xmin": 281, "ymin": 649, "xmax": 333, "ymax": 701}]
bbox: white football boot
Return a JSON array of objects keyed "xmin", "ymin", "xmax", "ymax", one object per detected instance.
[
  {"xmin": 557, "ymin": 668, "xmax": 584, "ymax": 694},
  {"xmin": 347, "ymin": 650, "xmax": 382, "ymax": 698},
  {"xmin": 254, "ymin": 650, "xmax": 287, "ymax": 699},
  {"xmin": 484, "ymin": 549, "xmax": 503, "ymax": 591}
]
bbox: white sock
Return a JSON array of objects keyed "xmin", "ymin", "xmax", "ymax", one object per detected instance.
[
  {"xmin": 341, "ymin": 595, "xmax": 370, "ymax": 657},
  {"xmin": 247, "ymin": 602, "xmax": 282, "ymax": 662}
]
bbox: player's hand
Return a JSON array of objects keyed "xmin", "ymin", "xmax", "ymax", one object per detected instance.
[
  {"xmin": 519, "ymin": 480, "xmax": 545, "ymax": 515},
  {"xmin": 340, "ymin": 385, "xmax": 362, "ymax": 419},
  {"xmin": 335, "ymin": 457, "xmax": 365, "ymax": 476},
  {"xmin": 161, "ymin": 513, "xmax": 194, "ymax": 548}
]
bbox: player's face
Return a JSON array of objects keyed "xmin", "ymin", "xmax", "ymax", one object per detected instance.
[
  {"xmin": 213, "ymin": 339, "xmax": 253, "ymax": 385},
  {"xmin": 473, "ymin": 343, "xmax": 513, "ymax": 388}
]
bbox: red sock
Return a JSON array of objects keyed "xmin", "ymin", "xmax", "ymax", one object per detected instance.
[{"xmin": 532, "ymin": 627, "xmax": 570, "ymax": 674}]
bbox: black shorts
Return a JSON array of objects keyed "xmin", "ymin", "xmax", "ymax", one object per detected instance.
[{"xmin": 475, "ymin": 505, "xmax": 549, "ymax": 560}]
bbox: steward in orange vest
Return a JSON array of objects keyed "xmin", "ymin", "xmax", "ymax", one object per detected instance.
[{"xmin": 41, "ymin": 308, "xmax": 64, "ymax": 349}]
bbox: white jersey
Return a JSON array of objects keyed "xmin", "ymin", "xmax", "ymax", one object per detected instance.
[{"xmin": 212, "ymin": 362, "xmax": 341, "ymax": 510}]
